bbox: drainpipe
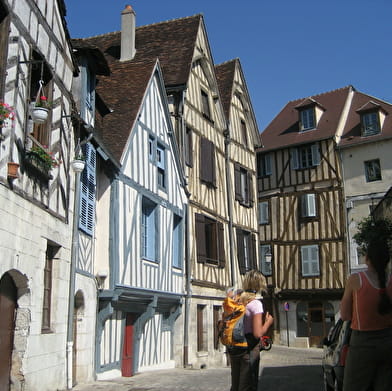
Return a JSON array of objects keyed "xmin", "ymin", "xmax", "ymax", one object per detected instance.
[
  {"xmin": 224, "ymin": 122, "xmax": 235, "ymax": 287},
  {"xmin": 66, "ymin": 149, "xmax": 86, "ymax": 389}
]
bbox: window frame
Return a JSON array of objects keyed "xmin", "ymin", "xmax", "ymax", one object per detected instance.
[
  {"xmin": 257, "ymin": 153, "xmax": 272, "ymax": 177},
  {"xmin": 300, "ymin": 193, "xmax": 317, "ymax": 219},
  {"xmin": 300, "ymin": 244, "xmax": 320, "ymax": 277},
  {"xmin": 234, "ymin": 163, "xmax": 254, "ymax": 208},
  {"xmin": 240, "ymin": 119, "xmax": 248, "ymax": 147},
  {"xmin": 361, "ymin": 111, "xmax": 380, "ymax": 136},
  {"xmin": 291, "ymin": 143, "xmax": 320, "ymax": 170},
  {"xmin": 236, "ymin": 229, "xmax": 257, "ymax": 275},
  {"xmin": 364, "ymin": 158, "xmax": 381, "ymax": 182},
  {"xmin": 300, "ymin": 107, "xmax": 316, "ymax": 131},
  {"xmin": 201, "ymin": 89, "xmax": 212, "ymax": 121},
  {"xmin": 172, "ymin": 214, "xmax": 183, "ymax": 269},
  {"xmin": 141, "ymin": 197, "xmax": 159, "ymax": 262},
  {"xmin": 195, "ymin": 213, "xmax": 225, "ymax": 267}
]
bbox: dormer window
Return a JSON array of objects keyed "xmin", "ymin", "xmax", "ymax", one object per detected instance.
[
  {"xmin": 356, "ymin": 101, "xmax": 386, "ymax": 137},
  {"xmin": 295, "ymin": 98, "xmax": 324, "ymax": 132},
  {"xmin": 300, "ymin": 107, "xmax": 316, "ymax": 131},
  {"xmin": 361, "ymin": 111, "xmax": 380, "ymax": 136}
]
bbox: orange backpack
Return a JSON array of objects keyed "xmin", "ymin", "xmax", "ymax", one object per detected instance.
[{"xmin": 217, "ymin": 298, "xmax": 247, "ymax": 348}]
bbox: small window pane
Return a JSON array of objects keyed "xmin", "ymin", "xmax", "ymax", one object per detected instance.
[
  {"xmin": 301, "ymin": 108, "xmax": 315, "ymax": 131},
  {"xmin": 364, "ymin": 159, "xmax": 381, "ymax": 182},
  {"xmin": 362, "ymin": 112, "xmax": 380, "ymax": 136}
]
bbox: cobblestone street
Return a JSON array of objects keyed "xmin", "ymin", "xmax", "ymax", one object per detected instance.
[{"xmin": 73, "ymin": 345, "xmax": 323, "ymax": 391}]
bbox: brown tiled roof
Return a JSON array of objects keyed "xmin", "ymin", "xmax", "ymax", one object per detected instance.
[
  {"xmin": 215, "ymin": 59, "xmax": 236, "ymax": 119},
  {"xmin": 74, "ymin": 14, "xmax": 202, "ymax": 160},
  {"xmin": 260, "ymin": 86, "xmax": 352, "ymax": 152},
  {"xmin": 339, "ymin": 91, "xmax": 392, "ymax": 148}
]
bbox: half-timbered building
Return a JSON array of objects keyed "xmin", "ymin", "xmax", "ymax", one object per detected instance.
[
  {"xmin": 77, "ymin": 6, "xmax": 188, "ymax": 377},
  {"xmin": 257, "ymin": 87, "xmax": 351, "ymax": 347},
  {"xmin": 0, "ymin": 1, "xmax": 78, "ymax": 390}
]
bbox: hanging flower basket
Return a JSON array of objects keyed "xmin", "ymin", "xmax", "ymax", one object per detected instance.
[
  {"xmin": 71, "ymin": 159, "xmax": 85, "ymax": 173},
  {"xmin": 24, "ymin": 145, "xmax": 60, "ymax": 181},
  {"xmin": 31, "ymin": 106, "xmax": 49, "ymax": 124},
  {"xmin": 31, "ymin": 91, "xmax": 51, "ymax": 124}
]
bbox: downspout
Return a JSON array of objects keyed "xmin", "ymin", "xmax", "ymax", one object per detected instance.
[
  {"xmin": 179, "ymin": 89, "xmax": 192, "ymax": 367},
  {"xmin": 224, "ymin": 121, "xmax": 235, "ymax": 287},
  {"xmin": 66, "ymin": 147, "xmax": 85, "ymax": 389}
]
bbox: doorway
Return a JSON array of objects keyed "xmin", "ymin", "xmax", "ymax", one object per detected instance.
[
  {"xmin": 0, "ymin": 273, "xmax": 17, "ymax": 391},
  {"xmin": 121, "ymin": 313, "xmax": 136, "ymax": 377}
]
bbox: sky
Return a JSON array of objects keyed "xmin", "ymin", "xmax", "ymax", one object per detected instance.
[{"xmin": 65, "ymin": 0, "xmax": 392, "ymax": 131}]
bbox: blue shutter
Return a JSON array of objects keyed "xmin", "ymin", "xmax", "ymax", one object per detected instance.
[
  {"xmin": 311, "ymin": 144, "xmax": 320, "ymax": 166},
  {"xmin": 264, "ymin": 154, "xmax": 272, "ymax": 175},
  {"xmin": 79, "ymin": 143, "xmax": 96, "ymax": 235},
  {"xmin": 172, "ymin": 214, "xmax": 182, "ymax": 268},
  {"xmin": 291, "ymin": 148, "xmax": 299, "ymax": 169}
]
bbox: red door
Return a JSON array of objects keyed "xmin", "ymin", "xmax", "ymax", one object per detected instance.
[
  {"xmin": 0, "ymin": 274, "xmax": 17, "ymax": 391},
  {"xmin": 121, "ymin": 314, "xmax": 136, "ymax": 377}
]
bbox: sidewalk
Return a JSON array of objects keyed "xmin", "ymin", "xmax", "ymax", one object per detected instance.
[{"xmin": 72, "ymin": 345, "xmax": 323, "ymax": 391}]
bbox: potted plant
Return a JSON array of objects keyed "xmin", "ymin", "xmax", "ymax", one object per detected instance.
[
  {"xmin": 25, "ymin": 145, "xmax": 60, "ymax": 178},
  {"xmin": 31, "ymin": 96, "xmax": 51, "ymax": 124},
  {"xmin": 0, "ymin": 101, "xmax": 15, "ymax": 128},
  {"xmin": 71, "ymin": 153, "xmax": 86, "ymax": 173},
  {"xmin": 7, "ymin": 162, "xmax": 19, "ymax": 179}
]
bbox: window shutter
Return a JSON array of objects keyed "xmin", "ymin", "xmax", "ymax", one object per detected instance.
[
  {"xmin": 264, "ymin": 154, "xmax": 272, "ymax": 176},
  {"xmin": 79, "ymin": 143, "xmax": 96, "ymax": 235},
  {"xmin": 185, "ymin": 127, "xmax": 193, "ymax": 167},
  {"xmin": 218, "ymin": 222, "xmax": 226, "ymax": 268},
  {"xmin": 291, "ymin": 148, "xmax": 299, "ymax": 169},
  {"xmin": 195, "ymin": 213, "xmax": 206, "ymax": 264},
  {"xmin": 311, "ymin": 144, "xmax": 320, "ymax": 166},
  {"xmin": 250, "ymin": 234, "xmax": 257, "ymax": 270},
  {"xmin": 311, "ymin": 246, "xmax": 320, "ymax": 274},
  {"xmin": 236, "ymin": 229, "xmax": 246, "ymax": 274},
  {"xmin": 248, "ymin": 172, "xmax": 254, "ymax": 207},
  {"xmin": 259, "ymin": 201, "xmax": 269, "ymax": 224},
  {"xmin": 301, "ymin": 246, "xmax": 310, "ymax": 276},
  {"xmin": 200, "ymin": 138, "xmax": 215, "ymax": 186},
  {"xmin": 234, "ymin": 163, "xmax": 241, "ymax": 201}
]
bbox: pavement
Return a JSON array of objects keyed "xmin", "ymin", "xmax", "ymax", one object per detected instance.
[{"xmin": 72, "ymin": 345, "xmax": 324, "ymax": 391}]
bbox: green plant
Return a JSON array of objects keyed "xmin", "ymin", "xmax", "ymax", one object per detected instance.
[
  {"xmin": 353, "ymin": 216, "xmax": 392, "ymax": 253},
  {"xmin": 34, "ymin": 96, "xmax": 52, "ymax": 109},
  {"xmin": 26, "ymin": 145, "xmax": 60, "ymax": 171},
  {"xmin": 0, "ymin": 101, "xmax": 15, "ymax": 123}
]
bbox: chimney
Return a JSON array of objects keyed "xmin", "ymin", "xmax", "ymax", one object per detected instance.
[{"xmin": 120, "ymin": 5, "xmax": 136, "ymax": 62}]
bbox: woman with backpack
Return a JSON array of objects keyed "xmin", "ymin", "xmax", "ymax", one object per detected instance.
[
  {"xmin": 228, "ymin": 270, "xmax": 274, "ymax": 391},
  {"xmin": 340, "ymin": 232, "xmax": 392, "ymax": 391}
]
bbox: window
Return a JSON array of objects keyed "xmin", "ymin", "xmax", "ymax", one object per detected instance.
[
  {"xmin": 300, "ymin": 193, "xmax": 317, "ymax": 218},
  {"xmin": 361, "ymin": 112, "xmax": 380, "ymax": 136},
  {"xmin": 197, "ymin": 305, "xmax": 207, "ymax": 351},
  {"xmin": 185, "ymin": 126, "xmax": 193, "ymax": 167},
  {"xmin": 240, "ymin": 120, "xmax": 248, "ymax": 147},
  {"xmin": 141, "ymin": 197, "xmax": 158, "ymax": 261},
  {"xmin": 364, "ymin": 159, "xmax": 381, "ymax": 182},
  {"xmin": 172, "ymin": 214, "xmax": 183, "ymax": 268},
  {"xmin": 300, "ymin": 107, "xmax": 315, "ymax": 131},
  {"xmin": 42, "ymin": 244, "xmax": 59, "ymax": 332},
  {"xmin": 236, "ymin": 229, "xmax": 257, "ymax": 275},
  {"xmin": 260, "ymin": 244, "xmax": 272, "ymax": 276},
  {"xmin": 79, "ymin": 143, "xmax": 96, "ymax": 236},
  {"xmin": 291, "ymin": 143, "xmax": 320, "ymax": 169},
  {"xmin": 201, "ymin": 89, "xmax": 211, "ymax": 120},
  {"xmin": 200, "ymin": 137, "xmax": 216, "ymax": 187},
  {"xmin": 257, "ymin": 153, "xmax": 272, "ymax": 177},
  {"xmin": 80, "ymin": 59, "xmax": 96, "ymax": 126},
  {"xmin": 234, "ymin": 163, "xmax": 254, "ymax": 207},
  {"xmin": 259, "ymin": 201, "xmax": 269, "ymax": 225},
  {"xmin": 149, "ymin": 136, "xmax": 166, "ymax": 190},
  {"xmin": 156, "ymin": 143, "xmax": 166, "ymax": 189},
  {"xmin": 195, "ymin": 213, "xmax": 225, "ymax": 267},
  {"xmin": 301, "ymin": 245, "xmax": 320, "ymax": 276}
]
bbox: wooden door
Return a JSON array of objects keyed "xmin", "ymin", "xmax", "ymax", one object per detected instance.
[
  {"xmin": 121, "ymin": 313, "xmax": 135, "ymax": 377},
  {"xmin": 0, "ymin": 274, "xmax": 17, "ymax": 391},
  {"xmin": 308, "ymin": 302, "xmax": 324, "ymax": 347}
]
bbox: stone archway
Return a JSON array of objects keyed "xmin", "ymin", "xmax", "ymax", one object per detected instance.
[{"xmin": 0, "ymin": 270, "xmax": 30, "ymax": 391}]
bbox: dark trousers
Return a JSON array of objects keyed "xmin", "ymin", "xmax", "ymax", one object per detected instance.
[
  {"xmin": 228, "ymin": 345, "xmax": 260, "ymax": 391},
  {"xmin": 343, "ymin": 328, "xmax": 392, "ymax": 391}
]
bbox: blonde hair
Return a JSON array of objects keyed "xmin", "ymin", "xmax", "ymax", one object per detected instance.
[{"xmin": 239, "ymin": 270, "xmax": 267, "ymax": 304}]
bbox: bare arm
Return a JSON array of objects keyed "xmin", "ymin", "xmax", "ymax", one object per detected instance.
[
  {"xmin": 252, "ymin": 312, "xmax": 274, "ymax": 339},
  {"xmin": 340, "ymin": 274, "xmax": 359, "ymax": 321}
]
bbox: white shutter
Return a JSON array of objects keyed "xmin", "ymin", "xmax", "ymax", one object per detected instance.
[
  {"xmin": 301, "ymin": 245, "xmax": 319, "ymax": 276},
  {"xmin": 259, "ymin": 201, "xmax": 269, "ymax": 224},
  {"xmin": 291, "ymin": 148, "xmax": 299, "ymax": 169},
  {"xmin": 302, "ymin": 193, "xmax": 316, "ymax": 217},
  {"xmin": 311, "ymin": 144, "xmax": 320, "ymax": 166}
]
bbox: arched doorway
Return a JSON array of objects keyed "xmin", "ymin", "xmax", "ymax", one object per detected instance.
[{"xmin": 0, "ymin": 273, "xmax": 17, "ymax": 391}]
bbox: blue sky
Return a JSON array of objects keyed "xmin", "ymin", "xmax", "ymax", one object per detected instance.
[{"xmin": 66, "ymin": 0, "xmax": 392, "ymax": 131}]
